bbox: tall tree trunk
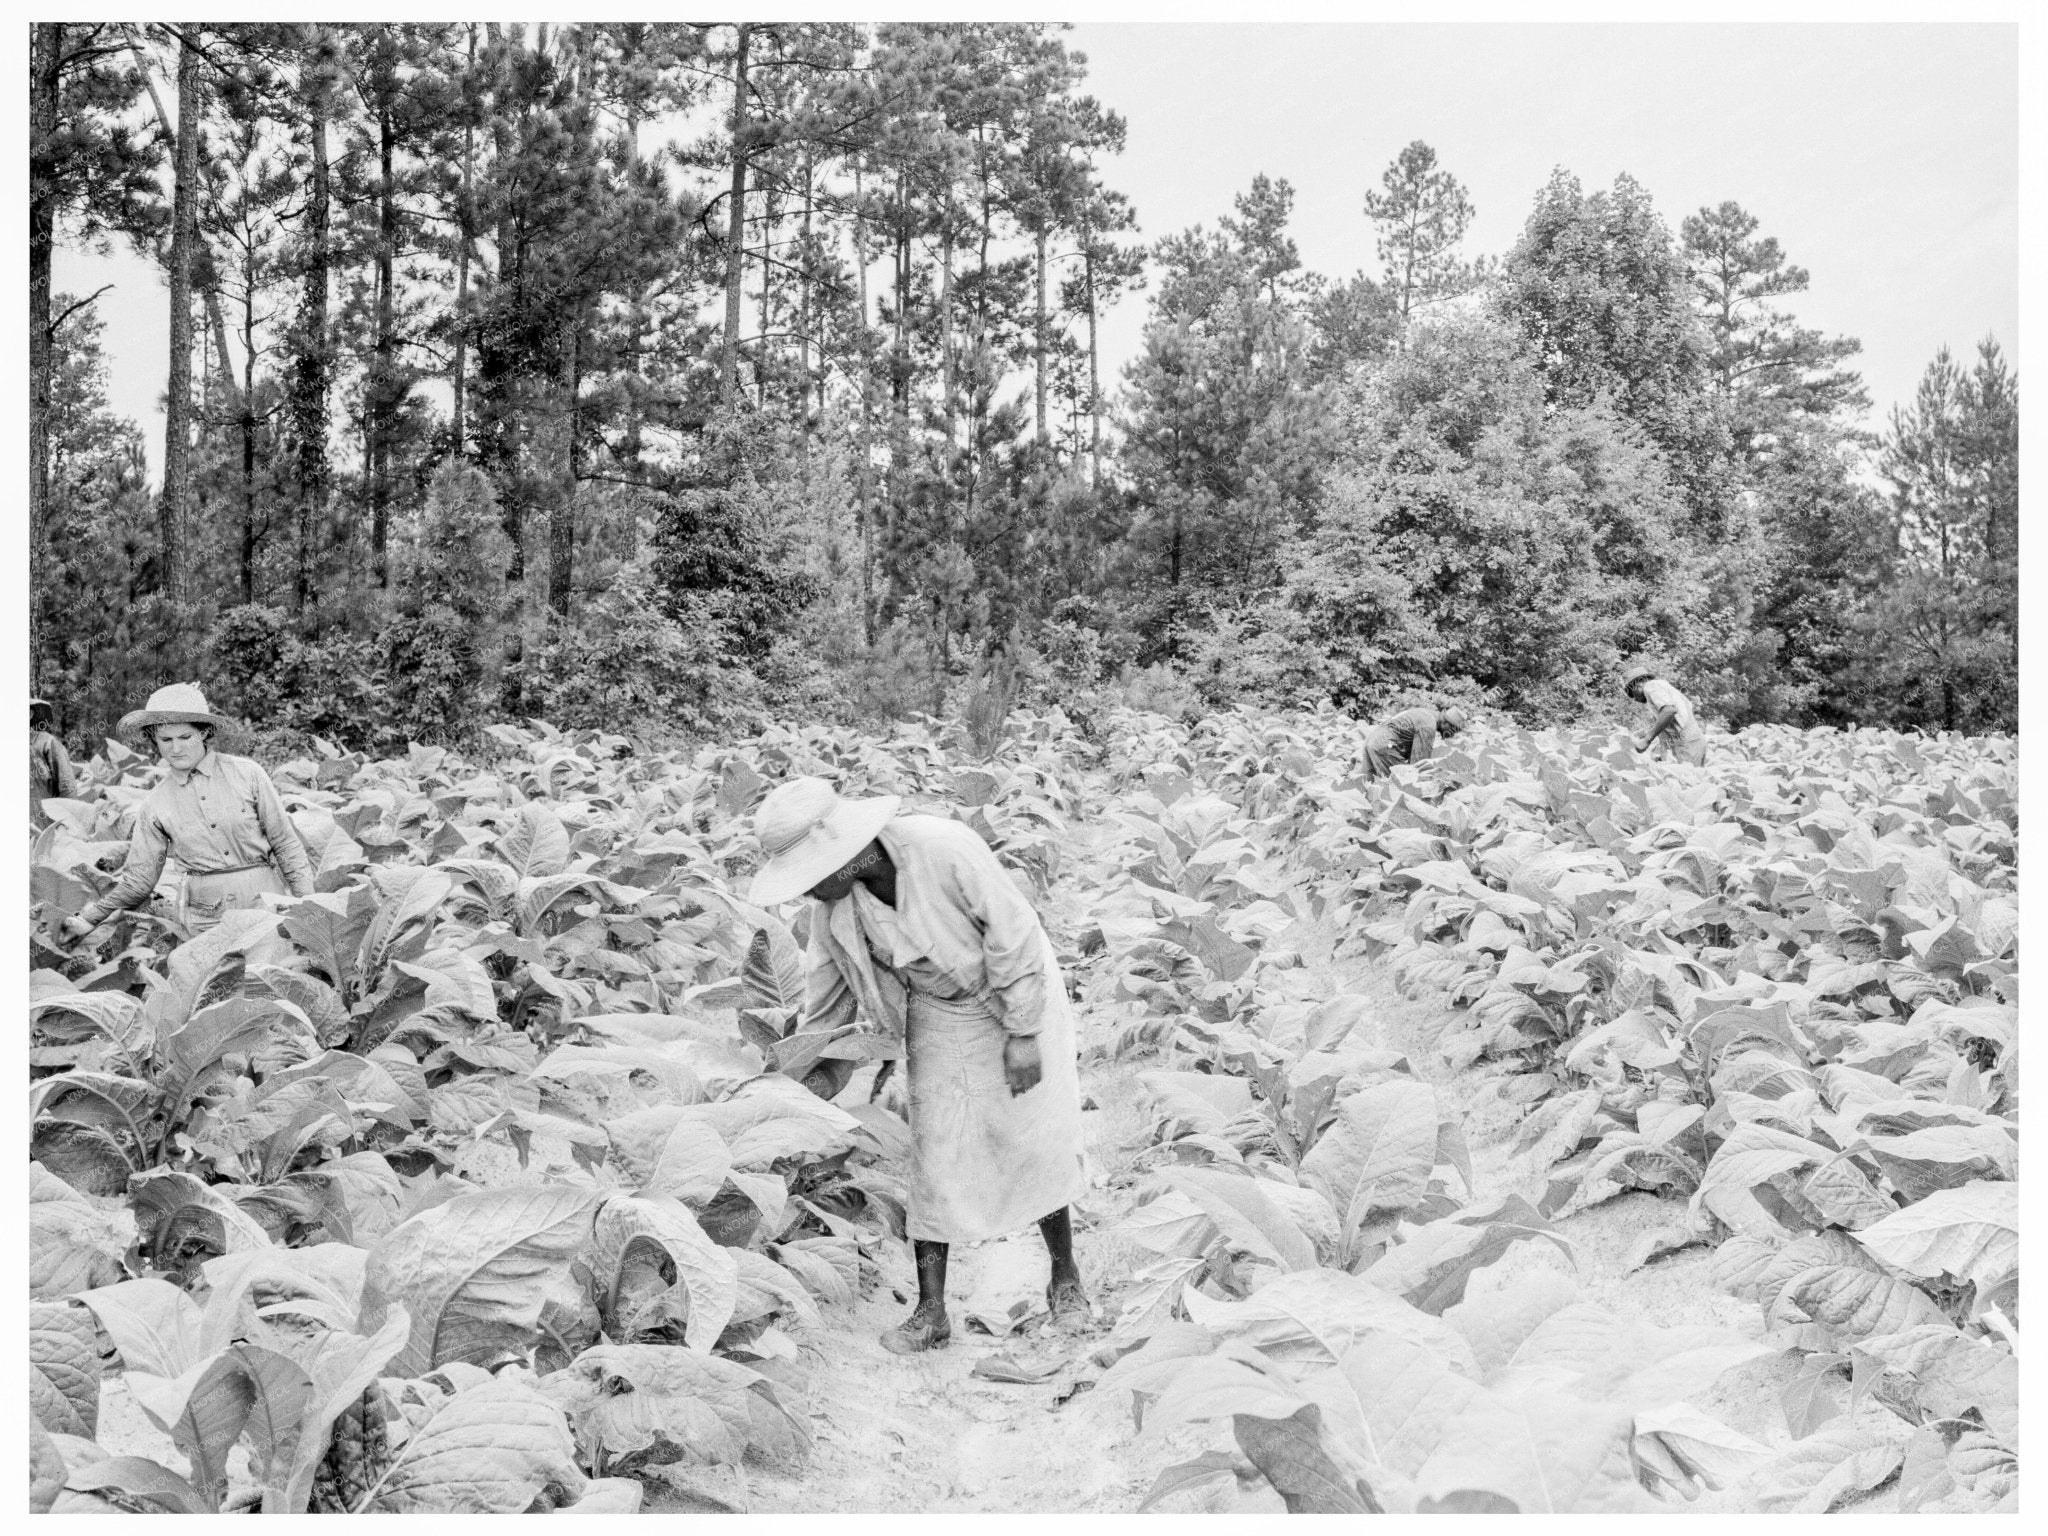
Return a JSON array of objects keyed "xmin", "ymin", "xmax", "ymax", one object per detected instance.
[
  {"xmin": 798, "ymin": 148, "xmax": 815, "ymax": 426},
  {"xmin": 1085, "ymin": 242, "xmax": 1101, "ymax": 489},
  {"xmin": 1169, "ymin": 473, "xmax": 1182, "ymax": 589},
  {"xmin": 369, "ymin": 92, "xmax": 397, "ymax": 586},
  {"xmin": 28, "ymin": 24, "xmax": 62, "ymax": 684},
  {"xmin": 451, "ymin": 24, "xmax": 474, "ymax": 460},
  {"xmin": 891, "ymin": 170, "xmax": 909, "ymax": 421},
  {"xmin": 159, "ymin": 30, "xmax": 202, "ymax": 611},
  {"xmin": 292, "ymin": 32, "xmax": 331, "ymax": 624},
  {"xmin": 547, "ymin": 311, "xmax": 577, "ymax": 617},
  {"xmin": 939, "ymin": 225, "xmax": 955, "ymax": 443},
  {"xmin": 618, "ymin": 86, "xmax": 642, "ymax": 478},
  {"xmin": 853, "ymin": 164, "xmax": 876, "ymax": 644},
  {"xmin": 758, "ymin": 177, "xmax": 775, "ymax": 409},
  {"xmin": 128, "ymin": 27, "xmax": 237, "ymax": 403},
  {"xmin": 240, "ymin": 243, "xmax": 258, "ymax": 604},
  {"xmin": 484, "ymin": 28, "xmax": 524, "ymax": 581},
  {"xmin": 719, "ymin": 21, "xmax": 751, "ymax": 406},
  {"xmin": 1033, "ymin": 226, "xmax": 1049, "ymax": 445}
]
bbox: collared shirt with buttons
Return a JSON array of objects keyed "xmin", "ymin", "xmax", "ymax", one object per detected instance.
[{"xmin": 79, "ymin": 750, "xmax": 316, "ymax": 923}]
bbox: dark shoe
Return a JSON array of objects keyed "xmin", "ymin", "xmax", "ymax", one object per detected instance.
[
  {"xmin": 881, "ymin": 1308, "xmax": 952, "ymax": 1354},
  {"xmin": 1046, "ymin": 1276, "xmax": 1093, "ymax": 1328}
]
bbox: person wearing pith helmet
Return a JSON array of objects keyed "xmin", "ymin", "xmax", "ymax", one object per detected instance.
[
  {"xmin": 1357, "ymin": 701, "xmax": 1470, "ymax": 780},
  {"xmin": 30, "ymin": 696, "xmax": 78, "ymax": 831},
  {"xmin": 1622, "ymin": 661, "xmax": 1707, "ymax": 766},
  {"xmin": 54, "ymin": 683, "xmax": 315, "ymax": 946},
  {"xmin": 749, "ymin": 775, "xmax": 1090, "ymax": 1355}
]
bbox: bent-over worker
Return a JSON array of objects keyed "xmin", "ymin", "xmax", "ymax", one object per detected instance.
[
  {"xmin": 1622, "ymin": 661, "xmax": 1707, "ymax": 766},
  {"xmin": 750, "ymin": 775, "xmax": 1089, "ymax": 1355},
  {"xmin": 1358, "ymin": 703, "xmax": 1469, "ymax": 780},
  {"xmin": 56, "ymin": 683, "xmax": 314, "ymax": 944}
]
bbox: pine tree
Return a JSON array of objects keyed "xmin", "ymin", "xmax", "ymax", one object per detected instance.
[
  {"xmin": 1681, "ymin": 200, "xmax": 1867, "ymax": 464},
  {"xmin": 1363, "ymin": 140, "xmax": 1480, "ymax": 324}
]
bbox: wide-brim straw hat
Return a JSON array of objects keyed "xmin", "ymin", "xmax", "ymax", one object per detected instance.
[
  {"xmin": 117, "ymin": 682, "xmax": 240, "ymax": 739},
  {"xmin": 1621, "ymin": 661, "xmax": 1657, "ymax": 687},
  {"xmin": 1439, "ymin": 704, "xmax": 1471, "ymax": 732},
  {"xmin": 749, "ymin": 775, "xmax": 901, "ymax": 905}
]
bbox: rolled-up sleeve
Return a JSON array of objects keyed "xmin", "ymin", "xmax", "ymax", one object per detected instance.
[
  {"xmin": 945, "ymin": 835, "xmax": 1051, "ymax": 1038},
  {"xmin": 249, "ymin": 764, "xmax": 315, "ymax": 897},
  {"xmin": 80, "ymin": 808, "xmax": 172, "ymax": 924}
]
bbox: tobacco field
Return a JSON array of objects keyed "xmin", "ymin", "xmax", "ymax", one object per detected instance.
[{"xmin": 26, "ymin": 705, "xmax": 2019, "ymax": 1514}]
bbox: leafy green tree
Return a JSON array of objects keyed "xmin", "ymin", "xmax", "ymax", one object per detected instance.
[
  {"xmin": 36, "ymin": 302, "xmax": 168, "ymax": 741},
  {"xmin": 1121, "ymin": 178, "xmax": 1329, "ymax": 630},
  {"xmin": 1497, "ymin": 169, "xmax": 1729, "ymax": 532},
  {"xmin": 1275, "ymin": 309, "xmax": 1701, "ymax": 716},
  {"xmin": 1735, "ymin": 426, "xmax": 1893, "ymax": 726},
  {"xmin": 30, "ymin": 24, "xmax": 163, "ymax": 686},
  {"xmin": 1850, "ymin": 339, "xmax": 2018, "ymax": 732},
  {"xmin": 1306, "ymin": 272, "xmax": 1400, "ymax": 382}
]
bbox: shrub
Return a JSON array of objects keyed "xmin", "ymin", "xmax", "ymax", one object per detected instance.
[
  {"xmin": 1116, "ymin": 661, "xmax": 1204, "ymax": 723},
  {"xmin": 513, "ymin": 563, "xmax": 760, "ymax": 743}
]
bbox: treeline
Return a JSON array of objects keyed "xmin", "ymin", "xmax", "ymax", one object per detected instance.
[{"xmin": 30, "ymin": 22, "xmax": 2017, "ymax": 754}]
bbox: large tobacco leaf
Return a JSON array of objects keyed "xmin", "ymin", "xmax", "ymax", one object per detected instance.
[
  {"xmin": 540, "ymin": 1342, "xmax": 776, "ymax": 1470},
  {"xmin": 1299, "ymin": 1078, "xmax": 1440, "ymax": 1250},
  {"xmin": 361, "ymin": 1372, "xmax": 586, "ymax": 1513},
  {"xmin": 1360, "ymin": 1194, "xmax": 1574, "ymax": 1315},
  {"xmin": 590, "ymin": 1194, "xmax": 740, "ymax": 1350},
  {"xmin": 1851, "ymin": 1179, "xmax": 2017, "ymax": 1292},
  {"xmin": 361, "ymin": 1185, "xmax": 602, "ymax": 1376},
  {"xmin": 1413, "ymin": 1388, "xmax": 1652, "ymax": 1513},
  {"xmin": 30, "ymin": 1301, "xmax": 102, "ymax": 1438}
]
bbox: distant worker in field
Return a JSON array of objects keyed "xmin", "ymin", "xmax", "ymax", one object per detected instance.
[
  {"xmin": 56, "ymin": 683, "xmax": 315, "ymax": 945},
  {"xmin": 30, "ymin": 696, "xmax": 78, "ymax": 831},
  {"xmin": 1622, "ymin": 661, "xmax": 1707, "ymax": 766},
  {"xmin": 750, "ymin": 775, "xmax": 1089, "ymax": 1355},
  {"xmin": 1358, "ymin": 702, "xmax": 1469, "ymax": 780}
]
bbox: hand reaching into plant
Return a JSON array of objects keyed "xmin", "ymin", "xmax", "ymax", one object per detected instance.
[
  {"xmin": 53, "ymin": 912, "xmax": 101, "ymax": 948},
  {"xmin": 1003, "ymin": 1034, "xmax": 1042, "ymax": 1096}
]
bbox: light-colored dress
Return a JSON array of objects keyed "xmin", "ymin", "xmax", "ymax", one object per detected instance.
[
  {"xmin": 800, "ymin": 815, "xmax": 1086, "ymax": 1244},
  {"xmin": 1639, "ymin": 679, "xmax": 1707, "ymax": 766}
]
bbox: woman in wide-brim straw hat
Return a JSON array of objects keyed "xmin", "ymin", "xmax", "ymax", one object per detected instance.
[
  {"xmin": 750, "ymin": 775, "xmax": 1089, "ymax": 1355},
  {"xmin": 1620, "ymin": 660, "xmax": 1707, "ymax": 766},
  {"xmin": 56, "ymin": 682, "xmax": 315, "ymax": 946},
  {"xmin": 1357, "ymin": 701, "xmax": 1471, "ymax": 780}
]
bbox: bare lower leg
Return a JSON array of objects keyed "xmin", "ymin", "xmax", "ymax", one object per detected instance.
[
  {"xmin": 1039, "ymin": 1207, "xmax": 1087, "ymax": 1315},
  {"xmin": 882, "ymin": 1239, "xmax": 952, "ymax": 1353},
  {"xmin": 913, "ymin": 1238, "xmax": 949, "ymax": 1311}
]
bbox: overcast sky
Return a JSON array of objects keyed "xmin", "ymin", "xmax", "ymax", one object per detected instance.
[{"xmin": 52, "ymin": 22, "xmax": 2016, "ymax": 484}]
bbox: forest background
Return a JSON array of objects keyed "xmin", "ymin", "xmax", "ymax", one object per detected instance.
[{"xmin": 28, "ymin": 21, "xmax": 2021, "ymax": 759}]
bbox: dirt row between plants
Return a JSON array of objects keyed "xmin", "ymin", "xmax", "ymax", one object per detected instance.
[{"xmin": 660, "ymin": 896, "xmax": 1913, "ymax": 1516}]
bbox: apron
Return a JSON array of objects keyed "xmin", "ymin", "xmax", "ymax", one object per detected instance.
[
  {"xmin": 854, "ymin": 887, "xmax": 1086, "ymax": 1244},
  {"xmin": 179, "ymin": 862, "xmax": 298, "ymax": 969},
  {"xmin": 181, "ymin": 861, "xmax": 290, "ymax": 933}
]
